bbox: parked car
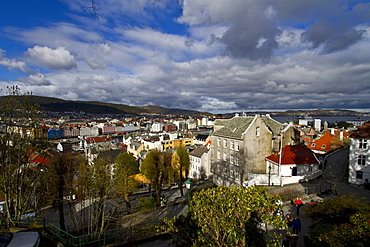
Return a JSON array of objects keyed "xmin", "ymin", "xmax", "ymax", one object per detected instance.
[{"xmin": 0, "ymin": 232, "xmax": 40, "ymax": 247}]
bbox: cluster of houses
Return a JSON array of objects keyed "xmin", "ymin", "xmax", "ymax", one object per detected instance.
[{"xmin": 17, "ymin": 113, "xmax": 370, "ymax": 188}]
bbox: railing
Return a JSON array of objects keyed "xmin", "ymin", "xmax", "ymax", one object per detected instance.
[
  {"xmin": 45, "ymin": 219, "xmax": 164, "ymax": 247},
  {"xmin": 274, "ymin": 182, "xmax": 332, "ymax": 202}
]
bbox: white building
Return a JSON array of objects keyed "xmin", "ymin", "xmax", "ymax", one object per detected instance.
[
  {"xmin": 189, "ymin": 146, "xmax": 211, "ymax": 179},
  {"xmin": 349, "ymin": 121, "xmax": 370, "ymax": 185}
]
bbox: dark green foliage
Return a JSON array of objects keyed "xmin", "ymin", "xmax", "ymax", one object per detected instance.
[
  {"xmin": 304, "ymin": 195, "xmax": 370, "ymax": 246},
  {"xmin": 163, "ymin": 186, "xmax": 285, "ymax": 247}
]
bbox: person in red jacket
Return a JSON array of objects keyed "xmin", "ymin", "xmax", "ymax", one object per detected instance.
[{"xmin": 294, "ymin": 197, "xmax": 303, "ymax": 216}]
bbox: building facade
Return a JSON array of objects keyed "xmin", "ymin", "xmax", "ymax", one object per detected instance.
[
  {"xmin": 349, "ymin": 121, "xmax": 370, "ymax": 185},
  {"xmin": 211, "ymin": 114, "xmax": 300, "ymax": 187}
]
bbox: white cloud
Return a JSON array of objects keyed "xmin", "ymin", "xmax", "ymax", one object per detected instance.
[
  {"xmin": 18, "ymin": 73, "xmax": 52, "ymax": 86},
  {"xmin": 0, "ymin": 49, "xmax": 33, "ymax": 73},
  {"xmin": 27, "ymin": 46, "xmax": 76, "ymax": 70}
]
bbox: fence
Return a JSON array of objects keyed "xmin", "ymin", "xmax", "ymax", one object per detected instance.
[
  {"xmin": 271, "ymin": 182, "xmax": 332, "ymax": 202},
  {"xmin": 46, "ymin": 219, "xmax": 164, "ymax": 247}
]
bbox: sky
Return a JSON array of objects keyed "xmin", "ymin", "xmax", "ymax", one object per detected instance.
[{"xmin": 0, "ymin": 0, "xmax": 370, "ymax": 114}]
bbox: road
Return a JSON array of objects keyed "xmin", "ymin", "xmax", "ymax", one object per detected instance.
[{"xmin": 281, "ymin": 147, "xmax": 370, "ymax": 247}]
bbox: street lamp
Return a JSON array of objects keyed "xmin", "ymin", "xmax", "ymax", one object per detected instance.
[
  {"xmin": 185, "ymin": 179, "xmax": 192, "ymax": 202},
  {"xmin": 268, "ymin": 165, "xmax": 271, "ymax": 186},
  {"xmin": 185, "ymin": 179, "xmax": 192, "ymax": 190}
]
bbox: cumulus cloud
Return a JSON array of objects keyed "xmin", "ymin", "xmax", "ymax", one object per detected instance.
[
  {"xmin": 18, "ymin": 73, "xmax": 52, "ymax": 86},
  {"xmin": 27, "ymin": 46, "xmax": 76, "ymax": 70},
  {"xmin": 0, "ymin": 49, "xmax": 33, "ymax": 73},
  {"xmin": 1, "ymin": 0, "xmax": 370, "ymax": 113}
]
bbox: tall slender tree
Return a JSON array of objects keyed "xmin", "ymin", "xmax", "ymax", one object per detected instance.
[
  {"xmin": 114, "ymin": 152, "xmax": 138, "ymax": 214},
  {"xmin": 45, "ymin": 153, "xmax": 78, "ymax": 231},
  {"xmin": 141, "ymin": 149, "xmax": 169, "ymax": 206},
  {"xmin": 172, "ymin": 145, "xmax": 190, "ymax": 197}
]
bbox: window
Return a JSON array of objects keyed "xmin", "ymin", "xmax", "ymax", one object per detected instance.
[
  {"xmin": 217, "ymin": 138, "xmax": 221, "ymax": 146},
  {"xmin": 235, "ymin": 142, "xmax": 239, "ymax": 151},
  {"xmin": 256, "ymin": 127, "xmax": 260, "ymax": 136},
  {"xmin": 356, "ymin": 171, "xmax": 363, "ymax": 179},
  {"xmin": 217, "ymin": 151, "xmax": 221, "ymax": 159},
  {"xmin": 358, "ymin": 155, "xmax": 366, "ymax": 166},
  {"xmin": 231, "ymin": 141, "xmax": 235, "ymax": 150},
  {"xmin": 235, "ymin": 172, "xmax": 240, "ymax": 181},
  {"xmin": 359, "ymin": 139, "xmax": 368, "ymax": 149},
  {"xmin": 230, "ymin": 156, "xmax": 234, "ymax": 164},
  {"xmin": 223, "ymin": 139, "xmax": 227, "ymax": 148},
  {"xmin": 230, "ymin": 170, "xmax": 234, "ymax": 178},
  {"xmin": 235, "ymin": 156, "xmax": 240, "ymax": 166},
  {"xmin": 223, "ymin": 152, "xmax": 227, "ymax": 161}
]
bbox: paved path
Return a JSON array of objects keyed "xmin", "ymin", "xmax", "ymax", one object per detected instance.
[{"xmin": 278, "ymin": 147, "xmax": 370, "ymax": 246}]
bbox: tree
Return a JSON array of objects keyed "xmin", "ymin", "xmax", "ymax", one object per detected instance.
[
  {"xmin": 164, "ymin": 185, "xmax": 285, "ymax": 247},
  {"xmin": 304, "ymin": 195, "xmax": 370, "ymax": 246},
  {"xmin": 172, "ymin": 145, "xmax": 190, "ymax": 197},
  {"xmin": 114, "ymin": 152, "xmax": 138, "ymax": 214},
  {"xmin": 44, "ymin": 153, "xmax": 78, "ymax": 231},
  {"xmin": 87, "ymin": 157, "xmax": 115, "ymax": 234},
  {"xmin": 141, "ymin": 149, "xmax": 169, "ymax": 206},
  {"xmin": 0, "ymin": 86, "xmax": 43, "ymax": 227}
]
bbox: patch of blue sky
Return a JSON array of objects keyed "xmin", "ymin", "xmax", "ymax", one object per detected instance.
[{"xmin": 0, "ymin": 0, "xmax": 69, "ymax": 29}]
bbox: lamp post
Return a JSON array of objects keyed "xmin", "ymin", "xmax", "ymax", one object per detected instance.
[
  {"xmin": 268, "ymin": 165, "xmax": 271, "ymax": 186},
  {"xmin": 185, "ymin": 179, "xmax": 192, "ymax": 201}
]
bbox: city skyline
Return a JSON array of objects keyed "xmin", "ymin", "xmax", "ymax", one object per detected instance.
[{"xmin": 1, "ymin": 0, "xmax": 370, "ymax": 114}]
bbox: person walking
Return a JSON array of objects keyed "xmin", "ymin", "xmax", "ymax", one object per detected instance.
[
  {"xmin": 294, "ymin": 197, "xmax": 303, "ymax": 216},
  {"xmin": 292, "ymin": 217, "xmax": 301, "ymax": 235},
  {"xmin": 285, "ymin": 213, "xmax": 293, "ymax": 229}
]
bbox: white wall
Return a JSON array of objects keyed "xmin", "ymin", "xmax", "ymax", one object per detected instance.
[{"xmin": 349, "ymin": 138, "xmax": 370, "ymax": 185}]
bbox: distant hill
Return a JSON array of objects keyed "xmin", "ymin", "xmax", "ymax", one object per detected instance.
[
  {"xmin": 271, "ymin": 109, "xmax": 369, "ymax": 116},
  {"xmin": 0, "ymin": 95, "xmax": 207, "ymax": 116}
]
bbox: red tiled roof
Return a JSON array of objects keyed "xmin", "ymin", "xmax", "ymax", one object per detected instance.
[
  {"xmin": 307, "ymin": 133, "xmax": 338, "ymax": 152},
  {"xmin": 266, "ymin": 145, "xmax": 319, "ymax": 165},
  {"xmin": 85, "ymin": 136, "xmax": 112, "ymax": 144},
  {"xmin": 350, "ymin": 121, "xmax": 370, "ymax": 139}
]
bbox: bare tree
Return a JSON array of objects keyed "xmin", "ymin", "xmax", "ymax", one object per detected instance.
[{"xmin": 83, "ymin": 0, "xmax": 103, "ymax": 19}]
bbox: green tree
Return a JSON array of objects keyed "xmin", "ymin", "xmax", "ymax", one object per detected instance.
[
  {"xmin": 141, "ymin": 149, "xmax": 168, "ymax": 206},
  {"xmin": 318, "ymin": 213, "xmax": 370, "ymax": 247},
  {"xmin": 164, "ymin": 185, "xmax": 284, "ymax": 247},
  {"xmin": 172, "ymin": 145, "xmax": 190, "ymax": 197},
  {"xmin": 114, "ymin": 152, "xmax": 138, "ymax": 213},
  {"xmin": 304, "ymin": 195, "xmax": 370, "ymax": 246}
]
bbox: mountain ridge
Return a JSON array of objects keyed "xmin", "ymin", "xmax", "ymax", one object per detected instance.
[{"xmin": 0, "ymin": 95, "xmax": 208, "ymax": 116}]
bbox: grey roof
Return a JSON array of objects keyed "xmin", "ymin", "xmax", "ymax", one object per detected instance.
[
  {"xmin": 213, "ymin": 117, "xmax": 254, "ymax": 139},
  {"xmin": 190, "ymin": 146, "xmax": 209, "ymax": 158},
  {"xmin": 213, "ymin": 115, "xmax": 285, "ymax": 139},
  {"xmin": 261, "ymin": 116, "xmax": 286, "ymax": 136}
]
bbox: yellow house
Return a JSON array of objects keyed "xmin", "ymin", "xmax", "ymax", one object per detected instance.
[{"xmin": 162, "ymin": 138, "xmax": 193, "ymax": 150}]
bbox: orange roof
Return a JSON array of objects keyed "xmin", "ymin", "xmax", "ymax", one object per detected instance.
[
  {"xmin": 85, "ymin": 136, "xmax": 112, "ymax": 144},
  {"xmin": 307, "ymin": 133, "xmax": 343, "ymax": 152},
  {"xmin": 266, "ymin": 145, "xmax": 319, "ymax": 165}
]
